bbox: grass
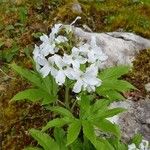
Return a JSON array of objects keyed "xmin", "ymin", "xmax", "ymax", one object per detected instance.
[{"xmin": 0, "ymin": 0, "xmax": 150, "ymax": 149}]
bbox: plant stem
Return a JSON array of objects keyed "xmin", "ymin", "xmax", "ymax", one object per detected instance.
[{"xmin": 65, "ymin": 81, "xmax": 70, "ymax": 109}]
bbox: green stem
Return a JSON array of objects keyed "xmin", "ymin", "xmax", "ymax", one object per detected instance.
[{"xmin": 65, "ymin": 81, "xmax": 70, "ymax": 109}]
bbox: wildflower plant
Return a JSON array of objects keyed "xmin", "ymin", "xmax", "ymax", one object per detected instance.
[{"xmin": 11, "ymin": 18, "xmax": 149, "ymax": 150}]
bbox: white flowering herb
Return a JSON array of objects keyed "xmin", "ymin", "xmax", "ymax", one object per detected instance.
[
  {"xmin": 33, "ymin": 22, "xmax": 108, "ymax": 93},
  {"xmin": 11, "ymin": 18, "xmax": 136, "ymax": 150}
]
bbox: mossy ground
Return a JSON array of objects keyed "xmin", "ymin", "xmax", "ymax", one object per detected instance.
[{"xmin": 0, "ymin": 0, "xmax": 150, "ymax": 149}]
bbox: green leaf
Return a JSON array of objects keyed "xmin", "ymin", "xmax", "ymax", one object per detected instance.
[
  {"xmin": 29, "ymin": 129, "xmax": 59, "ymax": 150},
  {"xmin": 50, "ymin": 106, "xmax": 74, "ymax": 118},
  {"xmin": 92, "ymin": 99, "xmax": 110, "ymax": 113},
  {"xmin": 54, "ymin": 128, "xmax": 67, "ymax": 150},
  {"xmin": 11, "ymin": 88, "xmax": 56, "ymax": 105},
  {"xmin": 83, "ymin": 136, "xmax": 95, "ymax": 150},
  {"xmin": 95, "ymin": 138, "xmax": 115, "ymax": 150},
  {"xmin": 42, "ymin": 118, "xmax": 70, "ymax": 132},
  {"xmin": 96, "ymin": 89, "xmax": 125, "ymax": 101},
  {"xmin": 93, "ymin": 119, "xmax": 121, "ymax": 138},
  {"xmin": 94, "ymin": 108, "xmax": 126, "ymax": 120},
  {"xmin": 99, "ymin": 66, "xmax": 130, "ymax": 80},
  {"xmin": 108, "ymin": 138, "xmax": 127, "ymax": 150},
  {"xmin": 11, "ymin": 89, "xmax": 45, "ymax": 102},
  {"xmin": 82, "ymin": 120, "xmax": 96, "ymax": 144},
  {"xmin": 11, "ymin": 63, "xmax": 42, "ymax": 87},
  {"xmin": 67, "ymin": 120, "xmax": 81, "ymax": 146},
  {"xmin": 42, "ymin": 75, "xmax": 58, "ymax": 95},
  {"xmin": 79, "ymin": 94, "xmax": 91, "ymax": 119},
  {"xmin": 131, "ymin": 133, "xmax": 142, "ymax": 147},
  {"xmin": 71, "ymin": 138, "xmax": 83, "ymax": 150},
  {"xmin": 99, "ymin": 80, "xmax": 135, "ymax": 92},
  {"xmin": 24, "ymin": 147, "xmax": 43, "ymax": 150}
]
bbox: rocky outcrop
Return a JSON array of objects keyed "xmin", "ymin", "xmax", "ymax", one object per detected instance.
[{"xmin": 71, "ymin": 26, "xmax": 150, "ymax": 67}]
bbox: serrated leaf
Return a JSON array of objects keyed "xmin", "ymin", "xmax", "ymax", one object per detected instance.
[
  {"xmin": 96, "ymin": 88, "xmax": 125, "ymax": 101},
  {"xmin": 29, "ymin": 129, "xmax": 59, "ymax": 150},
  {"xmin": 11, "ymin": 63, "xmax": 42, "ymax": 87},
  {"xmin": 50, "ymin": 106, "xmax": 74, "ymax": 118},
  {"xmin": 79, "ymin": 94, "xmax": 91, "ymax": 119},
  {"xmin": 108, "ymin": 138, "xmax": 127, "ymax": 150},
  {"xmin": 11, "ymin": 88, "xmax": 56, "ymax": 105},
  {"xmin": 79, "ymin": 94, "xmax": 91, "ymax": 111},
  {"xmin": 11, "ymin": 89, "xmax": 45, "ymax": 102},
  {"xmin": 99, "ymin": 66, "xmax": 130, "ymax": 80},
  {"xmin": 92, "ymin": 99, "xmax": 110, "ymax": 113},
  {"xmin": 99, "ymin": 80, "xmax": 135, "ymax": 92},
  {"xmin": 54, "ymin": 128, "xmax": 67, "ymax": 150},
  {"xmin": 42, "ymin": 118, "xmax": 70, "ymax": 132},
  {"xmin": 71, "ymin": 138, "xmax": 83, "ymax": 150},
  {"xmin": 67, "ymin": 120, "xmax": 81, "ymax": 146},
  {"xmin": 95, "ymin": 138, "xmax": 115, "ymax": 150},
  {"xmin": 93, "ymin": 108, "xmax": 126, "ymax": 120},
  {"xmin": 93, "ymin": 119, "xmax": 121, "ymax": 138},
  {"xmin": 82, "ymin": 120, "xmax": 96, "ymax": 144},
  {"xmin": 42, "ymin": 75, "xmax": 58, "ymax": 95}
]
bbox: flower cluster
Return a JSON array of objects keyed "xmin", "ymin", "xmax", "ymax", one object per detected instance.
[
  {"xmin": 33, "ymin": 22, "xmax": 108, "ymax": 93},
  {"xmin": 128, "ymin": 140, "xmax": 150, "ymax": 150}
]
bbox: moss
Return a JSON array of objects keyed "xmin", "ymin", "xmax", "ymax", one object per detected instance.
[{"xmin": 126, "ymin": 49, "xmax": 150, "ymax": 96}]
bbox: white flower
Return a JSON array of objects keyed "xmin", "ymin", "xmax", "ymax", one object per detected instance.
[
  {"xmin": 39, "ymin": 56, "xmax": 57, "ymax": 78},
  {"xmin": 139, "ymin": 140, "xmax": 150, "ymax": 150},
  {"xmin": 39, "ymin": 34, "xmax": 56, "ymax": 55},
  {"xmin": 63, "ymin": 51, "xmax": 87, "ymax": 69},
  {"xmin": 52, "ymin": 54, "xmax": 69, "ymax": 85},
  {"xmin": 73, "ymin": 64, "xmax": 101, "ymax": 93},
  {"xmin": 128, "ymin": 140, "xmax": 150, "ymax": 150},
  {"xmin": 49, "ymin": 23, "xmax": 62, "ymax": 41},
  {"xmin": 33, "ymin": 45, "xmax": 41, "ymax": 62},
  {"xmin": 128, "ymin": 143, "xmax": 138, "ymax": 150},
  {"xmin": 74, "ymin": 43, "xmax": 90, "ymax": 57},
  {"xmin": 33, "ymin": 22, "xmax": 108, "ymax": 92},
  {"xmin": 55, "ymin": 35, "xmax": 68, "ymax": 44},
  {"xmin": 88, "ymin": 36, "xmax": 108, "ymax": 65}
]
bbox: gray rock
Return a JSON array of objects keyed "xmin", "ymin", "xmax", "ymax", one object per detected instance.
[
  {"xmin": 64, "ymin": 26, "xmax": 150, "ymax": 67},
  {"xmin": 110, "ymin": 98, "xmax": 150, "ymax": 142}
]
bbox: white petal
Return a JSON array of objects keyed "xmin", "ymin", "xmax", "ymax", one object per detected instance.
[
  {"xmin": 40, "ymin": 64, "xmax": 51, "ymax": 78},
  {"xmin": 55, "ymin": 36, "xmax": 68, "ymax": 44},
  {"xmin": 72, "ymin": 60, "xmax": 80, "ymax": 69},
  {"xmin": 36, "ymin": 55, "xmax": 47, "ymax": 66},
  {"xmin": 73, "ymin": 79, "xmax": 83, "ymax": 93},
  {"xmin": 77, "ymin": 56, "xmax": 87, "ymax": 64},
  {"xmin": 85, "ymin": 64, "xmax": 98, "ymax": 76},
  {"xmin": 128, "ymin": 144, "xmax": 137, "ymax": 150},
  {"xmin": 55, "ymin": 71, "xmax": 66, "ymax": 85},
  {"xmin": 41, "ymin": 45, "xmax": 52, "ymax": 56},
  {"xmin": 88, "ymin": 51, "xmax": 96, "ymax": 63},
  {"xmin": 90, "ymin": 36, "xmax": 97, "ymax": 48},
  {"xmin": 65, "ymin": 67, "xmax": 76, "ymax": 80},
  {"xmin": 33, "ymin": 45, "xmax": 40, "ymax": 59},
  {"xmin": 83, "ymin": 76, "xmax": 101, "ymax": 86},
  {"xmin": 63, "ymin": 54, "xmax": 72, "ymax": 65},
  {"xmin": 50, "ymin": 67, "xmax": 58, "ymax": 77},
  {"xmin": 40, "ymin": 34, "xmax": 49, "ymax": 42}
]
